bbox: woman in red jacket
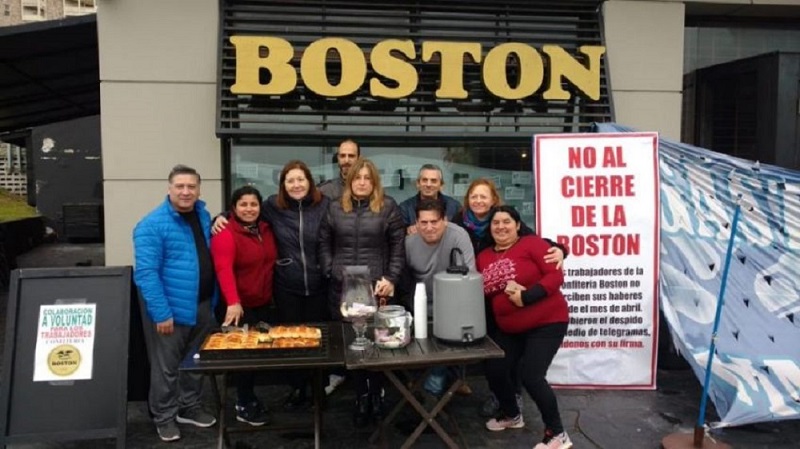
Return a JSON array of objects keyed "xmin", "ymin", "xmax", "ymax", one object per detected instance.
[
  {"xmin": 210, "ymin": 185, "xmax": 277, "ymax": 427},
  {"xmin": 476, "ymin": 205, "xmax": 571, "ymax": 449}
]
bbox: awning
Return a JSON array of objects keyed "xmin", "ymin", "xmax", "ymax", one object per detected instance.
[{"xmin": 0, "ymin": 14, "xmax": 99, "ymax": 135}]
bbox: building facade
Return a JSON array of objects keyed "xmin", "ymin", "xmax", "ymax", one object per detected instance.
[{"xmin": 97, "ymin": 0, "xmax": 800, "ymax": 266}]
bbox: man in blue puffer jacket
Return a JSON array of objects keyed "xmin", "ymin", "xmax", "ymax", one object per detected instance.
[{"xmin": 133, "ymin": 164, "xmax": 218, "ymax": 443}]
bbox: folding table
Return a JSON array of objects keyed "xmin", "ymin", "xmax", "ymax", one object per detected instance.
[{"xmin": 343, "ymin": 326, "xmax": 504, "ymax": 448}]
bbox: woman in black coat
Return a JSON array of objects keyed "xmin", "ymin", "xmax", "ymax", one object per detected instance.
[{"xmin": 319, "ymin": 158, "xmax": 406, "ymax": 426}]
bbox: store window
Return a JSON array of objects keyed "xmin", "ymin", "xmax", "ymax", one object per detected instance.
[
  {"xmin": 21, "ymin": 0, "xmax": 45, "ymax": 21},
  {"xmin": 229, "ymin": 142, "xmax": 539, "ymax": 227},
  {"xmin": 63, "ymin": 0, "xmax": 96, "ymax": 16}
]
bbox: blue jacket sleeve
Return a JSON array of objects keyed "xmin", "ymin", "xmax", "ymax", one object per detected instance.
[{"xmin": 133, "ymin": 221, "xmax": 173, "ymax": 323}]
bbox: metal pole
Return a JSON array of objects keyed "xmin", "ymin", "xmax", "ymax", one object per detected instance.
[{"xmin": 694, "ymin": 204, "xmax": 742, "ymax": 446}]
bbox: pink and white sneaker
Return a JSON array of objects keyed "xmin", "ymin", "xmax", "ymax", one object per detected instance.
[
  {"xmin": 485, "ymin": 414, "xmax": 524, "ymax": 431},
  {"xmin": 533, "ymin": 430, "xmax": 573, "ymax": 449}
]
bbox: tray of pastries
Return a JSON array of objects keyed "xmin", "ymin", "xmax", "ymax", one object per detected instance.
[{"xmin": 198, "ymin": 324, "xmax": 325, "ymax": 360}]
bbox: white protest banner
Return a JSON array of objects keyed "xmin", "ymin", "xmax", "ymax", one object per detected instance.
[
  {"xmin": 33, "ymin": 303, "xmax": 97, "ymax": 382},
  {"xmin": 534, "ymin": 132, "xmax": 659, "ymax": 389}
]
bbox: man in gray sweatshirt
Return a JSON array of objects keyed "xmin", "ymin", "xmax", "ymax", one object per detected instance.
[
  {"xmin": 404, "ymin": 199, "xmax": 475, "ymax": 306},
  {"xmin": 404, "ymin": 198, "xmax": 475, "ymax": 397}
]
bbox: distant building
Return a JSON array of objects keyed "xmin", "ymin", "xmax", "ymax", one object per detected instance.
[
  {"xmin": 0, "ymin": 143, "xmax": 26, "ymax": 195},
  {"xmin": 0, "ymin": 0, "xmax": 96, "ymax": 27}
]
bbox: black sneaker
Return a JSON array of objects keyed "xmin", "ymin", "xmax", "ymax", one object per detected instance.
[
  {"xmin": 176, "ymin": 407, "xmax": 216, "ymax": 428},
  {"xmin": 235, "ymin": 401, "xmax": 269, "ymax": 426},
  {"xmin": 283, "ymin": 388, "xmax": 310, "ymax": 411},
  {"xmin": 156, "ymin": 420, "xmax": 181, "ymax": 442}
]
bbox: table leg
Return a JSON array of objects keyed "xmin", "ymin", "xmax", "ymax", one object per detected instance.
[
  {"xmin": 405, "ymin": 378, "xmax": 461, "ymax": 449},
  {"xmin": 368, "ymin": 368, "xmax": 429, "ymax": 444},
  {"xmin": 313, "ymin": 369, "xmax": 323, "ymax": 449},
  {"xmin": 216, "ymin": 373, "xmax": 228, "ymax": 449},
  {"xmin": 382, "ymin": 370, "xmax": 460, "ymax": 449}
]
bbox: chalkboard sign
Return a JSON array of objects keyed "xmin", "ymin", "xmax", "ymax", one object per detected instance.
[{"xmin": 0, "ymin": 267, "xmax": 131, "ymax": 449}]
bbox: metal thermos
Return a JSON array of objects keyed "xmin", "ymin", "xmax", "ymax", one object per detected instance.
[{"xmin": 432, "ymin": 248, "xmax": 486, "ymax": 344}]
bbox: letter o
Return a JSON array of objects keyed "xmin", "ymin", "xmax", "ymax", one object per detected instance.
[
  {"xmin": 301, "ymin": 38, "xmax": 366, "ymax": 97},
  {"xmin": 483, "ymin": 43, "xmax": 543, "ymax": 100}
]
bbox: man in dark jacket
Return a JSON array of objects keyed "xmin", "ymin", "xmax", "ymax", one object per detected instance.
[
  {"xmin": 318, "ymin": 138, "xmax": 360, "ymax": 199},
  {"xmin": 398, "ymin": 164, "xmax": 460, "ymax": 235}
]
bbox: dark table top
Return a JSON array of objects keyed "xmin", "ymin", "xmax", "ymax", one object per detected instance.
[
  {"xmin": 343, "ymin": 325, "xmax": 504, "ymax": 370},
  {"xmin": 179, "ymin": 322, "xmax": 346, "ymax": 373}
]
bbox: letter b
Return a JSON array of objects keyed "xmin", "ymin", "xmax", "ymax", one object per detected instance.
[{"xmin": 231, "ymin": 36, "xmax": 297, "ymax": 95}]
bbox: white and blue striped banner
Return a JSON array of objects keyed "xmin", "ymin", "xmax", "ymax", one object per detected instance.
[{"xmin": 596, "ymin": 123, "xmax": 800, "ymax": 427}]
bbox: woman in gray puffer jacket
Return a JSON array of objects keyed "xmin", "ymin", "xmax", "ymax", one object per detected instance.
[{"xmin": 319, "ymin": 158, "xmax": 406, "ymax": 427}]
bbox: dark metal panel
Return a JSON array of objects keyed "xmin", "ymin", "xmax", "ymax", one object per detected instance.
[
  {"xmin": 217, "ymin": 0, "xmax": 611, "ymax": 141},
  {"xmin": 30, "ymin": 116, "xmax": 102, "ymax": 240}
]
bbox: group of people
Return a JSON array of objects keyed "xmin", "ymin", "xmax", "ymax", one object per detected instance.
[{"xmin": 133, "ymin": 138, "xmax": 574, "ymax": 449}]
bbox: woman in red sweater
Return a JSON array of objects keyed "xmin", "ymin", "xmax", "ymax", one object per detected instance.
[
  {"xmin": 210, "ymin": 185, "xmax": 277, "ymax": 427},
  {"xmin": 476, "ymin": 205, "xmax": 571, "ymax": 449}
]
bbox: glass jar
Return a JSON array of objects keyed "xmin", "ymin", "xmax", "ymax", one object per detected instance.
[{"xmin": 373, "ymin": 305, "xmax": 413, "ymax": 349}]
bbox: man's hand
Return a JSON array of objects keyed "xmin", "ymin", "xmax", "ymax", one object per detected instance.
[
  {"xmin": 544, "ymin": 246, "xmax": 565, "ymax": 269},
  {"xmin": 211, "ymin": 215, "xmax": 229, "ymax": 235},
  {"xmin": 223, "ymin": 303, "xmax": 244, "ymax": 326},
  {"xmin": 156, "ymin": 318, "xmax": 174, "ymax": 335},
  {"xmin": 504, "ymin": 280, "xmax": 526, "ymax": 307},
  {"xmin": 406, "ymin": 225, "xmax": 418, "ymax": 235}
]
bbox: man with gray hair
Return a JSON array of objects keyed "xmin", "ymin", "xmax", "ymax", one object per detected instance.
[
  {"xmin": 133, "ymin": 164, "xmax": 218, "ymax": 442},
  {"xmin": 398, "ymin": 164, "xmax": 461, "ymax": 235}
]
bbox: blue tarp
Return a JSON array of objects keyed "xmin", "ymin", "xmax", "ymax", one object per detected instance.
[{"xmin": 594, "ymin": 123, "xmax": 800, "ymax": 427}]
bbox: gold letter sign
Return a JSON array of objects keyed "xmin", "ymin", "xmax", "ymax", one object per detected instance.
[
  {"xmin": 230, "ymin": 36, "xmax": 606, "ymax": 101},
  {"xmin": 230, "ymin": 36, "xmax": 297, "ymax": 95}
]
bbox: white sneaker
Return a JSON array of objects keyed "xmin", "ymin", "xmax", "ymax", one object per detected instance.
[
  {"xmin": 533, "ymin": 430, "xmax": 572, "ymax": 449},
  {"xmin": 325, "ymin": 374, "xmax": 345, "ymax": 395}
]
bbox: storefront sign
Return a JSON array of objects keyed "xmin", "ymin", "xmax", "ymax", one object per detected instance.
[
  {"xmin": 33, "ymin": 303, "xmax": 97, "ymax": 382},
  {"xmin": 535, "ymin": 132, "xmax": 660, "ymax": 389},
  {"xmin": 230, "ymin": 37, "xmax": 605, "ymax": 101}
]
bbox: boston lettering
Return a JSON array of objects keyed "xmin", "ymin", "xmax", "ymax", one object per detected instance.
[{"xmin": 230, "ymin": 37, "xmax": 606, "ymax": 101}]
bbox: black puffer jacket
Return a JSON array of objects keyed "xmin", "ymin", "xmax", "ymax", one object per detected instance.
[
  {"xmin": 319, "ymin": 196, "xmax": 406, "ymax": 294},
  {"xmin": 263, "ymin": 194, "xmax": 330, "ymax": 297}
]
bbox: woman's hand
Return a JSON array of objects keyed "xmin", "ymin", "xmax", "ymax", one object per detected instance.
[
  {"xmin": 211, "ymin": 215, "xmax": 229, "ymax": 236},
  {"xmin": 223, "ymin": 303, "xmax": 244, "ymax": 326},
  {"xmin": 375, "ymin": 277, "xmax": 395, "ymax": 298},
  {"xmin": 505, "ymin": 280, "xmax": 526, "ymax": 307},
  {"xmin": 544, "ymin": 246, "xmax": 565, "ymax": 269}
]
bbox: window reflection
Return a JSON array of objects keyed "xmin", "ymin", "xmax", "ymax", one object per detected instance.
[{"xmin": 230, "ymin": 143, "xmax": 538, "ymax": 227}]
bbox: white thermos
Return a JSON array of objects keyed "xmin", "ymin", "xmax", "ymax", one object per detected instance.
[{"xmin": 413, "ymin": 282, "xmax": 428, "ymax": 339}]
